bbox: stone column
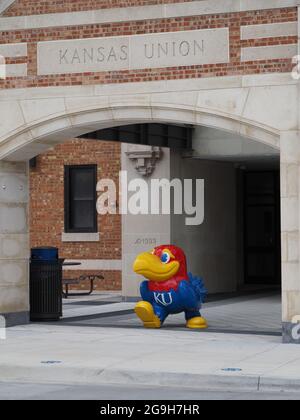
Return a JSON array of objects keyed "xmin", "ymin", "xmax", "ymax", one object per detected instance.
[
  {"xmin": 0, "ymin": 161, "xmax": 29, "ymax": 326},
  {"xmin": 121, "ymin": 144, "xmax": 171, "ymax": 299},
  {"xmin": 281, "ymin": 131, "xmax": 300, "ymax": 343}
]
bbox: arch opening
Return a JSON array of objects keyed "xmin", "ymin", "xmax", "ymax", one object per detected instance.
[
  {"xmin": 24, "ymin": 115, "xmax": 281, "ymax": 336},
  {"xmin": 0, "ymin": 102, "xmax": 281, "ymax": 336}
]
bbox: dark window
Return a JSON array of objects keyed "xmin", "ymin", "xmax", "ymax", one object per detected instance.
[{"xmin": 64, "ymin": 165, "xmax": 97, "ymax": 233}]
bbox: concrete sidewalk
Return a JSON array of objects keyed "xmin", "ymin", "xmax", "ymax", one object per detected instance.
[{"xmin": 1, "ymin": 320, "xmax": 300, "ymax": 394}]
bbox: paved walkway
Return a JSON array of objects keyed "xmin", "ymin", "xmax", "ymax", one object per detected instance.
[{"xmin": 61, "ymin": 291, "xmax": 281, "ymax": 336}]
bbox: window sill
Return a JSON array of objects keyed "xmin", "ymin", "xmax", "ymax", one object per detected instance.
[{"xmin": 62, "ymin": 232, "xmax": 100, "ymax": 242}]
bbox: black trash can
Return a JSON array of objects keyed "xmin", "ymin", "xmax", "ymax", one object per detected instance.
[{"xmin": 30, "ymin": 247, "xmax": 64, "ymax": 321}]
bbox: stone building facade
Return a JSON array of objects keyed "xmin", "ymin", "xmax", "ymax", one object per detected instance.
[{"xmin": 0, "ymin": 0, "xmax": 300, "ymax": 342}]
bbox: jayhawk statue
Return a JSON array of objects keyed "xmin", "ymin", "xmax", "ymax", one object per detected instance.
[{"xmin": 133, "ymin": 245, "xmax": 207, "ymax": 329}]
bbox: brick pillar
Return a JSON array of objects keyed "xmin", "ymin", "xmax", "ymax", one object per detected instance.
[
  {"xmin": 0, "ymin": 161, "xmax": 29, "ymax": 326},
  {"xmin": 281, "ymin": 131, "xmax": 300, "ymax": 343}
]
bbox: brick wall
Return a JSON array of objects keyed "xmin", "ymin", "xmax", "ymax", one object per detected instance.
[
  {"xmin": 0, "ymin": 4, "xmax": 297, "ymax": 89},
  {"xmin": 30, "ymin": 138, "xmax": 122, "ymax": 291},
  {"xmin": 3, "ymin": 0, "xmax": 194, "ymax": 16}
]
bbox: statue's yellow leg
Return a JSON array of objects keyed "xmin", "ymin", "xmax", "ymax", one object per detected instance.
[
  {"xmin": 186, "ymin": 316, "xmax": 208, "ymax": 329},
  {"xmin": 134, "ymin": 301, "xmax": 161, "ymax": 328}
]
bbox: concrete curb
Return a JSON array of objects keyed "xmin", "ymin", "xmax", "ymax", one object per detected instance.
[{"xmin": 1, "ymin": 363, "xmax": 300, "ymax": 394}]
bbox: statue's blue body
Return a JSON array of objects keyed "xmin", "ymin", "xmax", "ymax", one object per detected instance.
[{"xmin": 140, "ymin": 273, "xmax": 207, "ymax": 324}]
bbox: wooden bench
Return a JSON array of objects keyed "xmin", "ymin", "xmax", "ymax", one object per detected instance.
[{"xmin": 62, "ymin": 274, "xmax": 104, "ymax": 298}]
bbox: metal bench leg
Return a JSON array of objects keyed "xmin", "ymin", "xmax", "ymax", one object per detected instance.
[
  {"xmin": 87, "ymin": 279, "xmax": 94, "ymax": 295},
  {"xmin": 62, "ymin": 277, "xmax": 101, "ymax": 297},
  {"xmin": 63, "ymin": 284, "xmax": 69, "ymax": 299}
]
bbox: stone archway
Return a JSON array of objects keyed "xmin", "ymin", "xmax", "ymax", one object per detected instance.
[
  {"xmin": 0, "ymin": 80, "xmax": 299, "ymax": 342},
  {"xmin": 0, "ymin": 102, "xmax": 279, "ymax": 161},
  {"xmin": 0, "ymin": 80, "xmax": 285, "ymax": 161}
]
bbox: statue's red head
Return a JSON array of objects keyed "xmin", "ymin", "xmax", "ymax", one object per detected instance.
[{"xmin": 133, "ymin": 244, "xmax": 188, "ymax": 292}]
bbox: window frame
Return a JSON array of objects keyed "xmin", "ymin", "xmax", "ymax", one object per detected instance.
[{"xmin": 64, "ymin": 164, "xmax": 98, "ymax": 234}]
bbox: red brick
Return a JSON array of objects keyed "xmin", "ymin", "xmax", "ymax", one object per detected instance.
[
  {"xmin": 0, "ymin": 6, "xmax": 297, "ymax": 89},
  {"xmin": 29, "ymin": 139, "xmax": 122, "ymax": 291}
]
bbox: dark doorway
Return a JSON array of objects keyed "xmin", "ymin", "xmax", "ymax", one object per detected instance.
[{"xmin": 244, "ymin": 171, "xmax": 281, "ymax": 285}]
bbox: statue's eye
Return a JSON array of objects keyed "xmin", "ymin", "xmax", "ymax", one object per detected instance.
[{"xmin": 161, "ymin": 252, "xmax": 171, "ymax": 264}]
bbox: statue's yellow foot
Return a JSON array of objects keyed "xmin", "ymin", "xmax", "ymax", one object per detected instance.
[
  {"xmin": 186, "ymin": 316, "xmax": 208, "ymax": 329},
  {"xmin": 135, "ymin": 301, "xmax": 161, "ymax": 328}
]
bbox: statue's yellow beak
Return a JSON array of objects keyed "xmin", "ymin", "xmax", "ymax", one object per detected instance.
[{"xmin": 133, "ymin": 252, "xmax": 179, "ymax": 282}]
